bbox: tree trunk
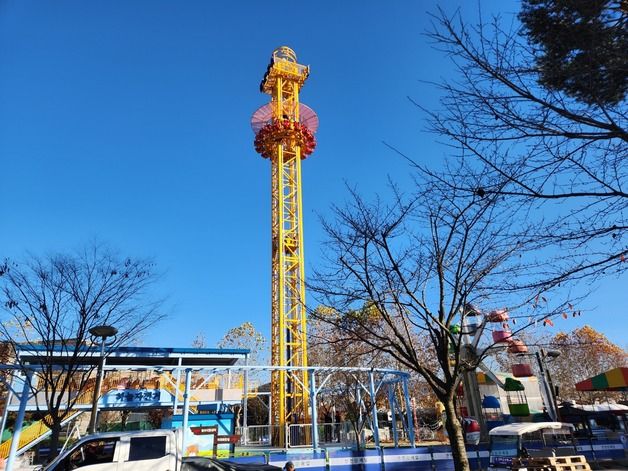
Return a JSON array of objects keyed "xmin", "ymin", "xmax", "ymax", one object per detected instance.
[
  {"xmin": 443, "ymin": 396, "xmax": 470, "ymax": 471},
  {"xmin": 121, "ymin": 410, "xmax": 129, "ymax": 430},
  {"xmin": 349, "ymin": 420, "xmax": 362, "ymax": 450},
  {"xmin": 47, "ymin": 420, "xmax": 62, "ymax": 462}
]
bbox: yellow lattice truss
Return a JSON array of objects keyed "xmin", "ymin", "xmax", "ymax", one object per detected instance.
[{"xmin": 256, "ymin": 47, "xmax": 313, "ymax": 442}]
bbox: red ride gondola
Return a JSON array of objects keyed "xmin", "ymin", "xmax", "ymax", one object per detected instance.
[
  {"xmin": 512, "ymin": 363, "xmax": 534, "ymax": 377},
  {"xmin": 508, "ymin": 339, "xmax": 528, "ymax": 354},
  {"xmin": 487, "ymin": 309, "xmax": 509, "ymax": 323},
  {"xmin": 492, "ymin": 330, "xmax": 513, "ymax": 343}
]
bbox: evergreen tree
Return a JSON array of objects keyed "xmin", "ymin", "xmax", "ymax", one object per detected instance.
[{"xmin": 520, "ymin": 0, "xmax": 628, "ymax": 105}]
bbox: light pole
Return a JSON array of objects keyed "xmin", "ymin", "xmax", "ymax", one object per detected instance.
[
  {"xmin": 87, "ymin": 325, "xmax": 118, "ymax": 434},
  {"xmin": 535, "ymin": 348, "xmax": 561, "ymax": 422}
]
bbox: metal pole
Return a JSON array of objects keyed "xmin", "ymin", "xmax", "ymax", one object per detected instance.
[
  {"xmin": 6, "ymin": 371, "xmax": 32, "ymax": 471},
  {"xmin": 243, "ymin": 354, "xmax": 248, "ymax": 434},
  {"xmin": 0, "ymin": 376, "xmax": 15, "ymax": 442},
  {"xmin": 88, "ymin": 338, "xmax": 106, "ymax": 434},
  {"xmin": 181, "ymin": 369, "xmax": 192, "ymax": 457},
  {"xmin": 368, "ymin": 371, "xmax": 380, "ymax": 448},
  {"xmin": 332, "ymin": 405, "xmax": 337, "ymax": 443},
  {"xmin": 268, "ymin": 392, "xmax": 272, "ymax": 430},
  {"xmin": 268, "ymin": 394, "xmax": 272, "ymax": 448},
  {"xmin": 542, "ymin": 353, "xmax": 561, "ymax": 421},
  {"xmin": 357, "ymin": 387, "xmax": 362, "ymax": 436},
  {"xmin": 463, "ymin": 369, "xmax": 487, "ymax": 440},
  {"xmin": 535, "ymin": 350, "xmax": 557, "ymax": 421},
  {"xmin": 173, "ymin": 357, "xmax": 183, "ymax": 414},
  {"xmin": 309, "ymin": 371, "xmax": 319, "ymax": 449},
  {"xmin": 356, "ymin": 387, "xmax": 363, "ymax": 448},
  {"xmin": 546, "ymin": 368, "xmax": 561, "ymax": 421},
  {"xmin": 402, "ymin": 376, "xmax": 415, "ymax": 447},
  {"xmin": 388, "ymin": 384, "xmax": 399, "ymax": 447}
]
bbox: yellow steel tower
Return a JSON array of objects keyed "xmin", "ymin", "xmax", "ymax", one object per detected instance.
[{"xmin": 251, "ymin": 47, "xmax": 318, "ymax": 443}]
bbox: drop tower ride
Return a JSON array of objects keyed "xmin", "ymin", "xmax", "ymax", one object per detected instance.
[{"xmin": 250, "ymin": 47, "xmax": 319, "ymax": 442}]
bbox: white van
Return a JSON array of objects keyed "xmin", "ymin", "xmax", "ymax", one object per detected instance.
[{"xmin": 488, "ymin": 422, "xmax": 577, "ymax": 470}]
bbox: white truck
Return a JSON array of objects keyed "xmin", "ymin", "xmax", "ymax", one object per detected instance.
[{"xmin": 41, "ymin": 430, "xmax": 279, "ymax": 471}]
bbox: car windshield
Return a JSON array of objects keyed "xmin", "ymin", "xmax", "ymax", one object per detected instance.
[
  {"xmin": 491, "ymin": 435, "xmax": 518, "ymax": 455},
  {"xmin": 543, "ymin": 431, "xmax": 574, "ymax": 448},
  {"xmin": 45, "ymin": 438, "xmax": 118, "ymax": 471},
  {"xmin": 518, "ymin": 427, "xmax": 576, "ymax": 457}
]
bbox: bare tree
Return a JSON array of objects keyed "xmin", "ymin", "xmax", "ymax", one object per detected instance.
[
  {"xmin": 0, "ymin": 244, "xmax": 164, "ymax": 459},
  {"xmin": 218, "ymin": 322, "xmax": 268, "ymax": 366},
  {"xmin": 191, "ymin": 332, "xmax": 207, "ymax": 349},
  {"xmin": 310, "ymin": 182, "xmax": 570, "ymax": 471},
  {"xmin": 217, "ymin": 322, "xmax": 268, "ymax": 428},
  {"xmin": 310, "ymin": 307, "xmax": 439, "ymax": 447},
  {"xmin": 309, "ymin": 310, "xmax": 395, "ymax": 449},
  {"xmin": 414, "ymin": 7, "xmax": 627, "ymax": 288}
]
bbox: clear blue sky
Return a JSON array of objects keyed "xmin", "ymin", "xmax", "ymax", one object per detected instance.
[{"xmin": 1, "ymin": 1, "xmax": 625, "ymax": 349}]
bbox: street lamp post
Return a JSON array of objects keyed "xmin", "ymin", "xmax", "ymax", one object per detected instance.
[
  {"xmin": 535, "ymin": 349, "xmax": 561, "ymax": 422},
  {"xmin": 87, "ymin": 325, "xmax": 118, "ymax": 434}
]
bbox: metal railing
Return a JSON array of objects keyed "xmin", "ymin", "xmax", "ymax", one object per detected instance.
[
  {"xmin": 0, "ymin": 378, "xmax": 98, "ymax": 459},
  {"xmin": 313, "ymin": 422, "xmax": 357, "ymax": 446},
  {"xmin": 0, "ymin": 410, "xmax": 84, "ymax": 459},
  {"xmin": 236, "ymin": 422, "xmax": 360, "ymax": 448},
  {"xmin": 287, "ymin": 424, "xmax": 311, "ymax": 447},
  {"xmin": 236, "ymin": 425, "xmax": 278, "ymax": 446}
]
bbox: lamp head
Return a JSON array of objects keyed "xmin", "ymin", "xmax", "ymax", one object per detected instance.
[{"xmin": 89, "ymin": 325, "xmax": 118, "ymax": 338}]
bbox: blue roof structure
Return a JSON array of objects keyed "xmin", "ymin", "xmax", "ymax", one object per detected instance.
[{"xmin": 16, "ymin": 344, "xmax": 249, "ymax": 367}]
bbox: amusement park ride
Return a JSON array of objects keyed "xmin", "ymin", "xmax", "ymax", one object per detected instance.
[
  {"xmin": 251, "ymin": 47, "xmax": 319, "ymax": 444},
  {"xmin": 248, "ymin": 47, "xmax": 560, "ymax": 444},
  {"xmin": 0, "ymin": 48, "xmax": 410, "ymax": 466},
  {"xmin": 6, "ymin": 45, "xmax": 625, "ymax": 471},
  {"xmin": 454, "ymin": 305, "xmax": 560, "ymax": 436}
]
